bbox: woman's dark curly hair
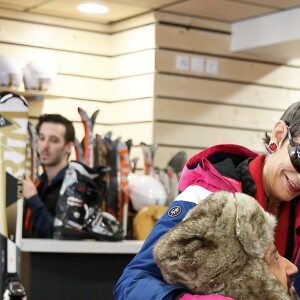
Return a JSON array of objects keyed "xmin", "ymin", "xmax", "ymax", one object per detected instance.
[{"xmin": 263, "ymin": 102, "xmax": 300, "ymax": 145}]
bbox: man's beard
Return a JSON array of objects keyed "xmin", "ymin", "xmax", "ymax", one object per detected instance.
[{"xmin": 40, "ymin": 154, "xmax": 63, "ymax": 167}]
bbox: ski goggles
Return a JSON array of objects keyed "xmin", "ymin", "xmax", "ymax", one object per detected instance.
[{"xmin": 287, "ymin": 127, "xmax": 300, "ymax": 173}]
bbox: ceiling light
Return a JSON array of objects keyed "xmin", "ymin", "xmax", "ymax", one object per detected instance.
[{"xmin": 77, "ymin": 3, "xmax": 109, "ymax": 14}]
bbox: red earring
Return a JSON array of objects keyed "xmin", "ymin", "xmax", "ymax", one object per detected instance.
[{"xmin": 266, "ymin": 142, "xmax": 278, "ymax": 154}]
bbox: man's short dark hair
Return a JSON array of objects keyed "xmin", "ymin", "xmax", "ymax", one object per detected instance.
[{"xmin": 36, "ymin": 114, "xmax": 75, "ymax": 144}]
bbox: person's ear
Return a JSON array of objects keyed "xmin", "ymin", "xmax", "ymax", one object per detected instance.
[
  {"xmin": 65, "ymin": 141, "xmax": 74, "ymax": 155},
  {"xmin": 271, "ymin": 120, "xmax": 288, "ymax": 146}
]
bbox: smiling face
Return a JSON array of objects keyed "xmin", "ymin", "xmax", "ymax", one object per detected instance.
[
  {"xmin": 265, "ymin": 242, "xmax": 298, "ymax": 294},
  {"xmin": 263, "ymin": 121, "xmax": 300, "ymax": 203}
]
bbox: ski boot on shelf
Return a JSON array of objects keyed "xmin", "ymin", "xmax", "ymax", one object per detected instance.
[
  {"xmin": 3, "ymin": 273, "xmax": 27, "ymax": 300},
  {"xmin": 53, "ymin": 161, "xmax": 124, "ymax": 241}
]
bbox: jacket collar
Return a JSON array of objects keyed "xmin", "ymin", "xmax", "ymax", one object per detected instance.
[{"xmin": 40, "ymin": 164, "xmax": 68, "ymax": 186}]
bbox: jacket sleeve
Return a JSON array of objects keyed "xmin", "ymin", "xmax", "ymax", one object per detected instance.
[
  {"xmin": 113, "ymin": 184, "xmax": 215, "ymax": 300},
  {"xmin": 114, "ymin": 185, "xmax": 227, "ymax": 300},
  {"xmin": 26, "ymin": 194, "xmax": 54, "ymax": 238},
  {"xmin": 114, "ymin": 199, "xmax": 235, "ymax": 300},
  {"xmin": 114, "ymin": 200, "xmax": 234, "ymax": 300},
  {"xmin": 294, "ymin": 255, "xmax": 300, "ymax": 297},
  {"xmin": 114, "ymin": 200, "xmax": 192, "ymax": 300}
]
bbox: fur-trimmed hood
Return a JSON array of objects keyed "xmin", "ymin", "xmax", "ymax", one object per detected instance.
[{"xmin": 153, "ymin": 191, "xmax": 292, "ymax": 300}]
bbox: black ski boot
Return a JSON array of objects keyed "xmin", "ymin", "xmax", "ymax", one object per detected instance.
[
  {"xmin": 53, "ymin": 161, "xmax": 123, "ymax": 241},
  {"xmin": 3, "ymin": 273, "xmax": 26, "ymax": 300}
]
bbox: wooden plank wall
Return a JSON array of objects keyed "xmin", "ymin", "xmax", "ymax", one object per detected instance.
[
  {"xmin": 152, "ymin": 11, "xmax": 300, "ymax": 168},
  {"xmin": 0, "ymin": 9, "xmax": 156, "ymax": 168},
  {"xmin": 2, "ymin": 8, "xmax": 300, "ymax": 171}
]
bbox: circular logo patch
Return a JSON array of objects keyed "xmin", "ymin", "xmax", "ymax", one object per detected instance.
[{"xmin": 168, "ymin": 205, "xmax": 182, "ymax": 218}]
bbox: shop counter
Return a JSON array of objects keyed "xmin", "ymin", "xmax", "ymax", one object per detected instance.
[{"xmin": 20, "ymin": 239, "xmax": 144, "ymax": 300}]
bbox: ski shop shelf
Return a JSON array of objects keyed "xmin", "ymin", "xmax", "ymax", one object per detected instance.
[
  {"xmin": 0, "ymin": 88, "xmax": 63, "ymax": 100},
  {"xmin": 21, "ymin": 239, "xmax": 141, "ymax": 299},
  {"xmin": 20, "ymin": 238, "xmax": 144, "ymax": 253}
]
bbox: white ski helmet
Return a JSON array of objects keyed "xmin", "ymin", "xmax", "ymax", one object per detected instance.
[
  {"xmin": 0, "ymin": 55, "xmax": 22, "ymax": 89},
  {"xmin": 128, "ymin": 173, "xmax": 167, "ymax": 211},
  {"xmin": 23, "ymin": 57, "xmax": 57, "ymax": 91}
]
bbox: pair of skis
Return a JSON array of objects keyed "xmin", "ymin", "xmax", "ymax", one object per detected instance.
[
  {"xmin": 74, "ymin": 109, "xmax": 116, "ymax": 215},
  {"xmin": 92, "ymin": 133, "xmax": 131, "ymax": 237},
  {"xmin": 117, "ymin": 140, "xmax": 131, "ymax": 237},
  {"xmin": 75, "ymin": 108, "xmax": 99, "ymax": 168},
  {"xmin": 0, "ymin": 92, "xmax": 27, "ymax": 299},
  {"xmin": 76, "ymin": 108, "xmax": 188, "ymax": 238},
  {"xmin": 75, "ymin": 108, "xmax": 131, "ymax": 237},
  {"xmin": 26, "ymin": 122, "xmax": 40, "ymax": 182}
]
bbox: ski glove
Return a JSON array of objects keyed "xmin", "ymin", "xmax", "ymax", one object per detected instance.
[{"xmin": 179, "ymin": 294, "xmax": 235, "ymax": 300}]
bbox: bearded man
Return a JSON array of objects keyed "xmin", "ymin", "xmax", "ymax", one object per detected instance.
[{"xmin": 23, "ymin": 114, "xmax": 75, "ymax": 238}]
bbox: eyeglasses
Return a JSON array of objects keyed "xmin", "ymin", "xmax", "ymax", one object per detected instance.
[{"xmin": 287, "ymin": 127, "xmax": 300, "ymax": 173}]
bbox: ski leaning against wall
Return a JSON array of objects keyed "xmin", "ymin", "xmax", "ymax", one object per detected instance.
[{"xmin": 0, "ymin": 92, "xmax": 28, "ymax": 299}]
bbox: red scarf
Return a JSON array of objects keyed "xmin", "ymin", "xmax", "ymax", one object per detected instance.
[{"xmin": 248, "ymin": 154, "xmax": 290, "ymax": 256}]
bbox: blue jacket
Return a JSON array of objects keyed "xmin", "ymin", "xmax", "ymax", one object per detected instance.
[
  {"xmin": 114, "ymin": 144, "xmax": 258, "ymax": 300},
  {"xmin": 296, "ymin": 260, "xmax": 300, "ymax": 295},
  {"xmin": 114, "ymin": 145, "xmax": 300, "ymax": 300}
]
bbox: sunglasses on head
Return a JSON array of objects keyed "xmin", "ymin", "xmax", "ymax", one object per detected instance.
[{"xmin": 287, "ymin": 126, "xmax": 300, "ymax": 173}]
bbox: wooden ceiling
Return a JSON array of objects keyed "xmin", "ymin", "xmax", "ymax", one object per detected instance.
[{"xmin": 1, "ymin": 0, "xmax": 300, "ymax": 24}]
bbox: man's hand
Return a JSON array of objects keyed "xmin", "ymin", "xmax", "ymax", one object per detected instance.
[{"xmin": 23, "ymin": 175, "xmax": 38, "ymax": 199}]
